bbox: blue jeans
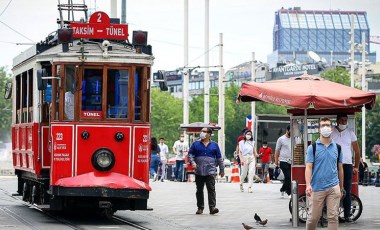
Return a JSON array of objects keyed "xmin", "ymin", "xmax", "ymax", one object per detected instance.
[
  {"xmin": 175, "ymin": 160, "xmax": 185, "ymax": 181},
  {"xmin": 150, "ymin": 154, "xmax": 160, "ymax": 177},
  {"xmin": 343, "ymin": 164, "xmax": 353, "ymax": 218}
]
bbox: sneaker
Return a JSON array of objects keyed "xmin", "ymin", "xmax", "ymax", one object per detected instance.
[
  {"xmin": 248, "ymin": 187, "xmax": 253, "ymax": 193},
  {"xmin": 196, "ymin": 208, "xmax": 203, "ymax": 215},
  {"xmin": 240, "ymin": 184, "xmax": 244, "ymax": 192},
  {"xmin": 153, "ymin": 174, "xmax": 158, "ymax": 182},
  {"xmin": 174, "ymin": 179, "xmax": 177, "ymax": 182},
  {"xmin": 281, "ymin": 191, "xmax": 285, "ymax": 198},
  {"xmin": 209, "ymin": 207, "xmax": 219, "ymax": 215},
  {"xmin": 160, "ymin": 179, "xmax": 164, "ymax": 182}
]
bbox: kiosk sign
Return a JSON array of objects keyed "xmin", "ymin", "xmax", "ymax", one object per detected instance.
[{"xmin": 71, "ymin": 11, "xmax": 128, "ymax": 40}]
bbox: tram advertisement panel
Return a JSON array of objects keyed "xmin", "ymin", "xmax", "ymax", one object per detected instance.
[
  {"xmin": 51, "ymin": 124, "xmax": 74, "ymax": 184},
  {"xmin": 133, "ymin": 126, "xmax": 150, "ymax": 183}
]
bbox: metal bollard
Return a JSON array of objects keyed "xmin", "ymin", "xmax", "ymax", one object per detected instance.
[
  {"xmin": 291, "ymin": 180, "xmax": 299, "ymax": 227},
  {"xmin": 376, "ymin": 172, "xmax": 380, "ymax": 187}
]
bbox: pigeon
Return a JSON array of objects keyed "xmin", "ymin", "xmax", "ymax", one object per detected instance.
[
  {"xmin": 242, "ymin": 223, "xmax": 255, "ymax": 229},
  {"xmin": 254, "ymin": 213, "xmax": 262, "ymax": 222},
  {"xmin": 259, "ymin": 219, "xmax": 268, "ymax": 226}
]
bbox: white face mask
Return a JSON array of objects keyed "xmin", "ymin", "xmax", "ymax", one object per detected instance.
[
  {"xmin": 338, "ymin": 124, "xmax": 347, "ymax": 130},
  {"xmin": 200, "ymin": 132, "xmax": 207, "ymax": 139},
  {"xmin": 263, "ymin": 145, "xmax": 267, "ymax": 148},
  {"xmin": 320, "ymin": 126, "xmax": 332, "ymax": 137},
  {"xmin": 180, "ymin": 137, "xmax": 184, "ymax": 141},
  {"xmin": 245, "ymin": 135, "xmax": 252, "ymax": 140}
]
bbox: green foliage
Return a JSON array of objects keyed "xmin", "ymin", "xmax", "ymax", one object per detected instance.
[
  {"xmin": 0, "ymin": 67, "xmax": 12, "ymax": 141},
  {"xmin": 150, "ymin": 88, "xmax": 183, "ymax": 147},
  {"xmin": 321, "ymin": 66, "xmax": 350, "ymax": 86},
  {"xmin": 356, "ymin": 98, "xmax": 380, "ymax": 162}
]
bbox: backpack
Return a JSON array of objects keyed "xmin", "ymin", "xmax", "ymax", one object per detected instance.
[{"xmin": 312, "ymin": 142, "xmax": 341, "ymax": 170}]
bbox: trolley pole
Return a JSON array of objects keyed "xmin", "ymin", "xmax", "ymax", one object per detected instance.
[{"xmin": 291, "ymin": 180, "xmax": 299, "ymax": 227}]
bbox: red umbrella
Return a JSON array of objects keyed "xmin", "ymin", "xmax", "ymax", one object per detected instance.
[{"xmin": 238, "ymin": 74, "xmax": 376, "ymax": 110}]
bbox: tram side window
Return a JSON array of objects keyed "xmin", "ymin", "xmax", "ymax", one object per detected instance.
[
  {"xmin": 64, "ymin": 65, "xmax": 75, "ymax": 120},
  {"xmin": 82, "ymin": 69, "xmax": 103, "ymax": 112},
  {"xmin": 135, "ymin": 67, "xmax": 143, "ymax": 121},
  {"xmin": 15, "ymin": 75, "xmax": 21, "ymax": 123},
  {"xmin": 107, "ymin": 69, "xmax": 128, "ymax": 118}
]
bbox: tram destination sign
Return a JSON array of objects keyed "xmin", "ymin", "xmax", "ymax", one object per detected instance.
[{"xmin": 70, "ymin": 11, "xmax": 128, "ymax": 40}]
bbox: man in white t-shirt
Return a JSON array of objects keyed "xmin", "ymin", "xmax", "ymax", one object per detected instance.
[
  {"xmin": 332, "ymin": 114, "xmax": 360, "ymax": 223},
  {"xmin": 173, "ymin": 134, "xmax": 189, "ymax": 182},
  {"xmin": 158, "ymin": 137, "xmax": 169, "ymax": 182}
]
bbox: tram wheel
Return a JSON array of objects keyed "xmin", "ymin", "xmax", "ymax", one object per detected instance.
[
  {"xmin": 288, "ymin": 194, "xmax": 308, "ymax": 223},
  {"xmin": 22, "ymin": 182, "xmax": 29, "ymax": 202},
  {"xmin": 338, "ymin": 194, "xmax": 363, "ymax": 222},
  {"xmin": 31, "ymin": 185, "xmax": 38, "ymax": 204}
]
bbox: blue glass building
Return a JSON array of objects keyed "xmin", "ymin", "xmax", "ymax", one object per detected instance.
[{"xmin": 268, "ymin": 8, "xmax": 376, "ymax": 68}]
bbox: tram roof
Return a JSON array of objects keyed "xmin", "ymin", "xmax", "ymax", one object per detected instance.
[{"xmin": 13, "ymin": 40, "xmax": 154, "ymax": 69}]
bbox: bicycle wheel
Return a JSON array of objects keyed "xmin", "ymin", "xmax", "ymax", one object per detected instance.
[
  {"xmin": 338, "ymin": 194, "xmax": 363, "ymax": 222},
  {"xmin": 289, "ymin": 194, "xmax": 308, "ymax": 223}
]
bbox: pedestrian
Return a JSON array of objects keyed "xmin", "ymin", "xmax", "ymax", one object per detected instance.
[
  {"xmin": 274, "ymin": 125, "xmax": 291, "ymax": 198},
  {"xmin": 305, "ymin": 117, "xmax": 344, "ymax": 230},
  {"xmin": 258, "ymin": 140, "xmax": 273, "ymax": 183},
  {"xmin": 235, "ymin": 128, "xmax": 249, "ymax": 174},
  {"xmin": 189, "ymin": 127, "xmax": 224, "ymax": 215},
  {"xmin": 172, "ymin": 134, "xmax": 189, "ymax": 182},
  {"xmin": 150, "ymin": 137, "xmax": 161, "ymax": 182},
  {"xmin": 358, "ymin": 158, "xmax": 368, "ymax": 184},
  {"xmin": 158, "ymin": 137, "xmax": 169, "ymax": 182},
  {"xmin": 332, "ymin": 113, "xmax": 360, "ymax": 222},
  {"xmin": 238, "ymin": 130, "xmax": 259, "ymax": 193}
]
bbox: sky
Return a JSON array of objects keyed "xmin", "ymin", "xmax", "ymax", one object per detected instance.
[{"xmin": 0, "ymin": 0, "xmax": 380, "ymax": 74}]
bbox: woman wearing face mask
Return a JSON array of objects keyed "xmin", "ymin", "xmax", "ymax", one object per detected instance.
[{"xmin": 238, "ymin": 130, "xmax": 259, "ymax": 193}]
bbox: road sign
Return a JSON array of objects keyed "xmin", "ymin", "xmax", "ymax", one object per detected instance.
[{"xmin": 71, "ymin": 11, "xmax": 128, "ymax": 40}]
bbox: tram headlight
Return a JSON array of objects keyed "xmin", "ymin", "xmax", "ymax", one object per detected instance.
[{"xmin": 92, "ymin": 148, "xmax": 115, "ymax": 171}]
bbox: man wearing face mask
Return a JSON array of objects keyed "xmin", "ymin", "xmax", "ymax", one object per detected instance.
[
  {"xmin": 173, "ymin": 134, "xmax": 189, "ymax": 182},
  {"xmin": 332, "ymin": 114, "xmax": 360, "ymax": 223},
  {"xmin": 305, "ymin": 117, "xmax": 344, "ymax": 230},
  {"xmin": 275, "ymin": 125, "xmax": 292, "ymax": 198},
  {"xmin": 189, "ymin": 127, "xmax": 224, "ymax": 215}
]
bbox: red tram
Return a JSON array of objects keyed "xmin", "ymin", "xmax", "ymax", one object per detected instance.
[{"xmin": 6, "ymin": 5, "xmax": 155, "ymax": 216}]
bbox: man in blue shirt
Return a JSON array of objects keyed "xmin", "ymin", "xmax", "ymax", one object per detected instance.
[
  {"xmin": 305, "ymin": 117, "xmax": 344, "ymax": 230},
  {"xmin": 189, "ymin": 127, "xmax": 225, "ymax": 215}
]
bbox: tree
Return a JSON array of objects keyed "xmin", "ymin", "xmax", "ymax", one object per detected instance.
[
  {"xmin": 321, "ymin": 66, "xmax": 350, "ymax": 86},
  {"xmin": 150, "ymin": 88, "xmax": 183, "ymax": 147},
  {"xmin": 0, "ymin": 67, "xmax": 12, "ymax": 142}
]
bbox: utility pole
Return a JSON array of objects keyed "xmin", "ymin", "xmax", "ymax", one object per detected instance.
[
  {"xmin": 110, "ymin": 0, "xmax": 117, "ymax": 18},
  {"xmin": 121, "ymin": 0, "xmax": 126, "ymax": 24},
  {"xmin": 361, "ymin": 32, "xmax": 367, "ymax": 161},
  {"xmin": 251, "ymin": 52, "xmax": 256, "ymax": 131},
  {"xmin": 350, "ymin": 14, "xmax": 355, "ymax": 88},
  {"xmin": 183, "ymin": 0, "xmax": 189, "ymax": 127},
  {"xmin": 218, "ymin": 33, "xmax": 225, "ymax": 158},
  {"xmin": 204, "ymin": 0, "xmax": 210, "ymax": 124}
]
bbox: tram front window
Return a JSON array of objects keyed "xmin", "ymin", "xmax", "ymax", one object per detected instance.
[
  {"xmin": 82, "ymin": 69, "xmax": 103, "ymax": 115},
  {"xmin": 107, "ymin": 69, "xmax": 128, "ymax": 118}
]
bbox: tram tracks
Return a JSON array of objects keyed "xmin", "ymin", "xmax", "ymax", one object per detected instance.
[{"xmin": 0, "ymin": 187, "xmax": 152, "ymax": 230}]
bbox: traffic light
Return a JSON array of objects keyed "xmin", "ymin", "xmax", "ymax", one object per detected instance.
[{"xmin": 156, "ymin": 70, "xmax": 168, "ymax": 91}]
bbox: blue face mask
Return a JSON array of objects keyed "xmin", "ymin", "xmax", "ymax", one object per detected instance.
[{"xmin": 320, "ymin": 127, "xmax": 332, "ymax": 137}]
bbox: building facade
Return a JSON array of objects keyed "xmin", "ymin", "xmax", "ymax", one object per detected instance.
[{"xmin": 268, "ymin": 7, "xmax": 376, "ymax": 68}]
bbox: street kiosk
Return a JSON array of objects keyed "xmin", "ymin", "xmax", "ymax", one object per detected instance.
[{"xmin": 238, "ymin": 73, "xmax": 376, "ymax": 222}]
